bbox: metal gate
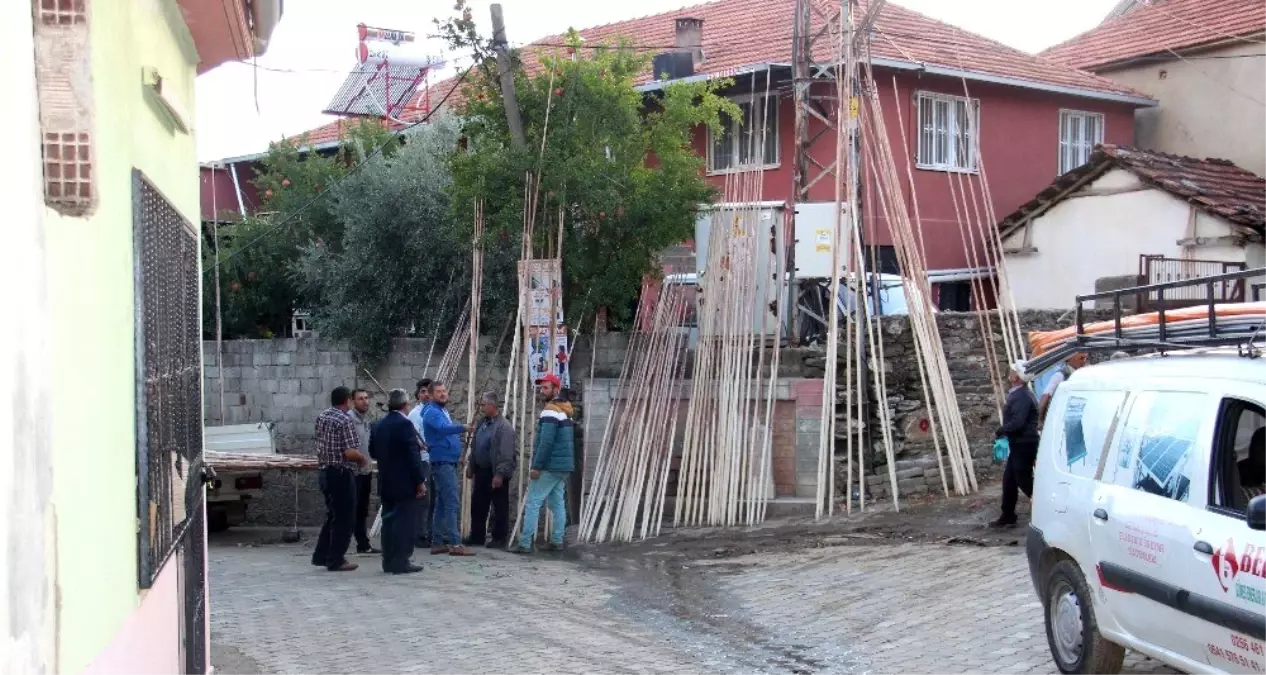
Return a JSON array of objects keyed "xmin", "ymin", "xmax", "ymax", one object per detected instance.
[{"xmin": 133, "ymin": 170, "xmax": 208, "ymax": 674}]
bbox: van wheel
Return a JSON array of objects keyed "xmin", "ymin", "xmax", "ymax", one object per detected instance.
[{"xmin": 1044, "ymin": 560, "xmax": 1124, "ymax": 674}]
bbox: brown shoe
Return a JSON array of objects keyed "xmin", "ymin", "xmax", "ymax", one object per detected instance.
[
  {"xmin": 430, "ymin": 545, "xmax": 451, "ymax": 555},
  {"xmin": 448, "ymin": 546, "xmax": 476, "ymax": 557},
  {"xmin": 328, "ymin": 561, "xmax": 358, "ymax": 572}
]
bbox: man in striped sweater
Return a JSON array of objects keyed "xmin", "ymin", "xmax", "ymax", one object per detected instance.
[{"xmin": 514, "ymin": 374, "xmax": 575, "ymax": 554}]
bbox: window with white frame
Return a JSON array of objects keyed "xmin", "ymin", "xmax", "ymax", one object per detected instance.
[
  {"xmin": 1058, "ymin": 110, "xmax": 1104, "ymax": 174},
  {"xmin": 916, "ymin": 92, "xmax": 979, "ymax": 172},
  {"xmin": 709, "ymin": 94, "xmax": 779, "ymax": 173}
]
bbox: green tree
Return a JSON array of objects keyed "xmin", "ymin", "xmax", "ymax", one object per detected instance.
[
  {"xmin": 444, "ymin": 24, "xmax": 739, "ymax": 327},
  {"xmin": 295, "ymin": 116, "xmax": 467, "ymax": 365},
  {"xmin": 203, "ymin": 119, "xmax": 401, "ymax": 338}
]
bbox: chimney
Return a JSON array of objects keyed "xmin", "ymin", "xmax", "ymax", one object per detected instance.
[{"xmin": 674, "ymin": 17, "xmax": 704, "ymax": 69}]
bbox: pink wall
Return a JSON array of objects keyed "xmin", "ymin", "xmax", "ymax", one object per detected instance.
[
  {"xmin": 83, "ymin": 555, "xmax": 183, "ymax": 675},
  {"xmin": 691, "ymin": 69, "xmax": 1139, "ymax": 273}
]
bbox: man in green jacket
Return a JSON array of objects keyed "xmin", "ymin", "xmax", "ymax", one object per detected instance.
[{"xmin": 514, "ymin": 374, "xmax": 575, "ymax": 554}]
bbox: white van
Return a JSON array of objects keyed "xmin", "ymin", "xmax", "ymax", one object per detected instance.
[{"xmin": 1027, "ymin": 349, "xmax": 1266, "ymax": 674}]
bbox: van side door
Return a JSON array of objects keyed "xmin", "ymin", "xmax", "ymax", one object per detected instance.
[
  {"xmin": 1088, "ymin": 389, "xmax": 1216, "ymax": 663},
  {"xmin": 1181, "ymin": 389, "xmax": 1266, "ymax": 672}
]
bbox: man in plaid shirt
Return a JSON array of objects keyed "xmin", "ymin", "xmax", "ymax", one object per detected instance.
[{"xmin": 311, "ymin": 386, "xmax": 368, "ymax": 572}]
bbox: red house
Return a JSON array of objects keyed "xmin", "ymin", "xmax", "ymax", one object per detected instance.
[{"xmin": 206, "ymin": 0, "xmax": 1155, "ymax": 309}]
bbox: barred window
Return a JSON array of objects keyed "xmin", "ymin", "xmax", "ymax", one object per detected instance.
[
  {"xmin": 916, "ymin": 91, "xmax": 979, "ymax": 173},
  {"xmin": 1058, "ymin": 109, "xmax": 1104, "ymax": 175},
  {"xmin": 133, "ymin": 170, "xmax": 203, "ymax": 588},
  {"xmin": 709, "ymin": 94, "xmax": 779, "ymax": 173}
]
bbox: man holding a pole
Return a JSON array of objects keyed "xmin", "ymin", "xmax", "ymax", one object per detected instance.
[
  {"xmin": 514, "ymin": 374, "xmax": 575, "ymax": 554},
  {"xmin": 421, "ymin": 381, "xmax": 475, "ymax": 557},
  {"xmin": 407, "ymin": 378, "xmax": 435, "ymax": 547}
]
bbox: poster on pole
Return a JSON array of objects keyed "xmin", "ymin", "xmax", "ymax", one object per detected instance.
[
  {"xmin": 519, "ymin": 259, "xmax": 564, "ymax": 328},
  {"xmin": 527, "ymin": 326, "xmax": 570, "ymax": 387},
  {"xmin": 518, "ymin": 259, "xmax": 569, "ymax": 387}
]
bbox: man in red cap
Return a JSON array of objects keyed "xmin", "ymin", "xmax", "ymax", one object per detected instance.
[{"xmin": 514, "ymin": 373, "xmax": 575, "ymax": 553}]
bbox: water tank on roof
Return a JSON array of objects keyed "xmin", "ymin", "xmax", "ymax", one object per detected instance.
[{"xmin": 652, "ymin": 52, "xmax": 694, "ymax": 82}]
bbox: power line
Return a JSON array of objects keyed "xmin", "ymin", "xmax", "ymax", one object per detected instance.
[
  {"xmin": 203, "ymin": 66, "xmax": 473, "ymax": 276},
  {"xmin": 1163, "ymin": 47, "xmax": 1266, "ymax": 106}
]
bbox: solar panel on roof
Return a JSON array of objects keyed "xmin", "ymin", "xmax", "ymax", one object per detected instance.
[{"xmin": 323, "ymin": 61, "xmax": 435, "ymax": 119}]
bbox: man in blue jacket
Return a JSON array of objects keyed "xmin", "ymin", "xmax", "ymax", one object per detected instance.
[
  {"xmin": 368, "ymin": 389, "xmax": 425, "ymax": 574},
  {"xmin": 514, "ymin": 374, "xmax": 575, "ymax": 554},
  {"xmin": 421, "ymin": 381, "xmax": 474, "ymax": 557}
]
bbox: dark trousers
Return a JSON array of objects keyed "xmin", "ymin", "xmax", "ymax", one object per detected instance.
[
  {"xmin": 415, "ymin": 464, "xmax": 434, "ymax": 544},
  {"xmin": 1000, "ymin": 441, "xmax": 1038, "ymax": 520},
  {"xmin": 354, "ymin": 474, "xmax": 373, "ymax": 550},
  {"xmin": 468, "ymin": 465, "xmax": 510, "ymax": 545},
  {"xmin": 380, "ymin": 497, "xmax": 418, "ymax": 573},
  {"xmin": 312, "ymin": 467, "xmax": 356, "ymax": 569}
]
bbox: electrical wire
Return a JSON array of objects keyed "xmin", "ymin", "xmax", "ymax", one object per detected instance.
[
  {"xmin": 203, "ymin": 65, "xmax": 473, "ymax": 276},
  {"xmin": 1162, "ymin": 46, "xmax": 1266, "ymax": 106}
]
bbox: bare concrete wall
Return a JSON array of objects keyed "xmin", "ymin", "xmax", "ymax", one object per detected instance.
[
  {"xmin": 2, "ymin": 1, "xmax": 56, "ymax": 670},
  {"xmin": 1099, "ymin": 41, "xmax": 1266, "ymax": 175}
]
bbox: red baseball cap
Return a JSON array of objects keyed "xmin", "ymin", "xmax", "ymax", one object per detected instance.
[{"xmin": 536, "ymin": 373, "xmax": 562, "ymax": 387}]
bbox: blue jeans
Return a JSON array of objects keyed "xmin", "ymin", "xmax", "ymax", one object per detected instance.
[
  {"xmin": 518, "ymin": 471, "xmax": 568, "ymax": 550},
  {"xmin": 430, "ymin": 463, "xmax": 461, "ymax": 547}
]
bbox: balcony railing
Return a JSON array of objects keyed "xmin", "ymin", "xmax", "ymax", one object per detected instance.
[{"xmin": 1138, "ymin": 255, "xmax": 1246, "ymax": 311}]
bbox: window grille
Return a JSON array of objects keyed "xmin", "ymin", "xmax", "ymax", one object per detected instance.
[
  {"xmin": 133, "ymin": 170, "xmax": 203, "ymax": 589},
  {"xmin": 916, "ymin": 91, "xmax": 978, "ymax": 172},
  {"xmin": 1058, "ymin": 110, "xmax": 1104, "ymax": 175},
  {"xmin": 709, "ymin": 94, "xmax": 779, "ymax": 172}
]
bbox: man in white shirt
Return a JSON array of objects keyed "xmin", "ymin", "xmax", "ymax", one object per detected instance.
[
  {"xmin": 406, "ymin": 378, "xmax": 434, "ymax": 547},
  {"xmin": 1038, "ymin": 352, "xmax": 1087, "ymax": 430}
]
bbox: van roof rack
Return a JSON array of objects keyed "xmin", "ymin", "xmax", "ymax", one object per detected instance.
[{"xmin": 1026, "ymin": 267, "xmax": 1266, "ymax": 374}]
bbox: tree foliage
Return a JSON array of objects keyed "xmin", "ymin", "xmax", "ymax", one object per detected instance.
[
  {"xmin": 202, "ymin": 120, "xmax": 400, "ymax": 339},
  {"xmin": 445, "ymin": 22, "xmax": 739, "ymax": 327},
  {"xmin": 295, "ymin": 117, "xmax": 467, "ymax": 365}
]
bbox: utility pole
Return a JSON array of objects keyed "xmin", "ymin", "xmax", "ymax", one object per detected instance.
[
  {"xmin": 211, "ymin": 163, "xmax": 226, "ymax": 425},
  {"xmin": 788, "ymin": 0, "xmax": 811, "ymax": 345},
  {"xmin": 490, "ymin": 4, "xmax": 526, "ymax": 151}
]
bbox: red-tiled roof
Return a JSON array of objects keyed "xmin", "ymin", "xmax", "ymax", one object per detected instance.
[
  {"xmin": 1041, "ymin": 0, "xmax": 1266, "ymax": 71},
  {"xmin": 999, "ymin": 145, "xmax": 1266, "ymax": 234},
  {"xmin": 288, "ymin": 0, "xmax": 1148, "ymax": 145}
]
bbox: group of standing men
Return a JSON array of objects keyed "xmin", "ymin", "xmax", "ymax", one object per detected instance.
[{"xmin": 310, "ymin": 373, "xmax": 575, "ymax": 574}]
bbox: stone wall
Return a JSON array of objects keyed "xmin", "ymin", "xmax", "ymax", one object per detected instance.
[{"xmin": 802, "ymin": 309, "xmax": 1112, "ymax": 501}]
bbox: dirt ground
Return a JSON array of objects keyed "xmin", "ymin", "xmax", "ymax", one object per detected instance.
[{"xmin": 568, "ymin": 478, "xmax": 1023, "ymax": 564}]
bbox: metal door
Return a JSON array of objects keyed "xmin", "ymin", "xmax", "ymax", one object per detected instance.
[{"xmin": 133, "ymin": 170, "xmax": 208, "ymax": 674}]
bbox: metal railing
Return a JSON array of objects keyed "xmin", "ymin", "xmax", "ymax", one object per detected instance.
[
  {"xmin": 1026, "ymin": 266, "xmax": 1266, "ymax": 374},
  {"xmin": 1138, "ymin": 255, "xmax": 1247, "ymax": 311}
]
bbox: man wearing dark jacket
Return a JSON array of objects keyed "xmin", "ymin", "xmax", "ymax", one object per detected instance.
[
  {"xmin": 368, "ymin": 389, "xmax": 426, "ymax": 574},
  {"xmin": 514, "ymin": 374, "xmax": 575, "ymax": 554},
  {"xmin": 466, "ymin": 392, "xmax": 517, "ymax": 548},
  {"xmin": 992, "ymin": 361, "xmax": 1041, "ymax": 528}
]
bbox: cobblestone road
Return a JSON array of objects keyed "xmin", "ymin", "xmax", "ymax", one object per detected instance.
[{"xmin": 210, "ymin": 534, "xmax": 1177, "ymax": 674}]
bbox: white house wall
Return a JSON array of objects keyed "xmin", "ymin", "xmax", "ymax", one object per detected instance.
[{"xmin": 1002, "ymin": 168, "xmax": 1251, "ymax": 309}]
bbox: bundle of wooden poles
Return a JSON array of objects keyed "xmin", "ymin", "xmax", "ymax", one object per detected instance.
[
  {"xmin": 578, "ymin": 280, "xmax": 691, "ymax": 542},
  {"xmin": 673, "ymin": 80, "xmax": 784, "ymax": 530},
  {"xmin": 458, "ymin": 200, "xmax": 485, "ymax": 539}
]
